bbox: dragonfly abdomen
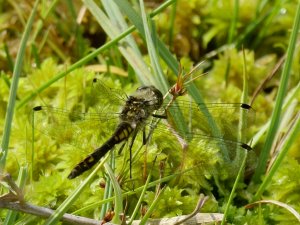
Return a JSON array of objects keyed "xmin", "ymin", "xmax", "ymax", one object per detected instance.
[{"xmin": 67, "ymin": 122, "xmax": 134, "ymax": 179}]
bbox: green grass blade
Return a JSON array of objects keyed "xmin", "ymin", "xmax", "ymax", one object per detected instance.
[
  {"xmin": 85, "ymin": 0, "xmax": 153, "ymax": 85},
  {"xmin": 138, "ymin": 0, "xmax": 169, "ymax": 90},
  {"xmin": 253, "ymin": 1, "xmax": 300, "ymax": 183},
  {"xmin": 16, "ymin": 26, "xmax": 134, "ymax": 109},
  {"xmin": 235, "ymin": 9, "xmax": 271, "ymax": 48},
  {"xmin": 72, "ymin": 166, "xmax": 196, "ymax": 215},
  {"xmin": 3, "ymin": 42, "xmax": 14, "ymax": 72},
  {"xmin": 251, "ymin": 81, "xmax": 300, "ymax": 147},
  {"xmin": 44, "ymin": 154, "xmax": 109, "ymax": 225},
  {"xmin": 224, "ymin": 0, "xmax": 239, "ymax": 83},
  {"xmin": 139, "ymin": 187, "xmax": 165, "ymax": 225},
  {"xmin": 17, "ymin": 0, "xmax": 175, "ymax": 109},
  {"xmin": 114, "ymin": 0, "xmax": 179, "ymax": 75},
  {"xmin": 221, "ymin": 152, "xmax": 248, "ymax": 225},
  {"xmin": 103, "ymin": 163, "xmax": 122, "ymax": 224},
  {"xmin": 234, "ymin": 48, "xmax": 250, "ymax": 165},
  {"xmin": 254, "ymin": 110, "xmax": 300, "ymax": 200},
  {"xmin": 168, "ymin": 0, "xmax": 177, "ymax": 46},
  {"xmin": 128, "ymin": 166, "xmax": 152, "ymax": 225},
  {"xmin": 0, "ymin": 0, "xmax": 39, "ymax": 169},
  {"xmin": 227, "ymin": 0, "xmax": 239, "ymax": 44},
  {"xmin": 99, "ymin": 152, "xmax": 115, "ymax": 219}
]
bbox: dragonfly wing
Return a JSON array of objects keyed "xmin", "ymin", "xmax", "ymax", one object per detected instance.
[
  {"xmin": 161, "ymin": 101, "xmax": 255, "ymax": 141},
  {"xmin": 91, "ymin": 78, "xmax": 128, "ymax": 113},
  {"xmin": 32, "ymin": 106, "xmax": 120, "ymax": 150}
]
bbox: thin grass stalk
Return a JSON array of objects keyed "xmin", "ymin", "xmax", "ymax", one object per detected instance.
[
  {"xmin": 212, "ymin": 46, "xmax": 252, "ymax": 219},
  {"xmin": 100, "ymin": 0, "xmax": 153, "ymax": 85},
  {"xmin": 254, "ymin": 112, "xmax": 300, "ymax": 200},
  {"xmin": 0, "ymin": 0, "xmax": 39, "ymax": 169},
  {"xmin": 113, "ymin": 0, "xmax": 178, "ymax": 74},
  {"xmin": 228, "ymin": 0, "xmax": 239, "ymax": 44},
  {"xmin": 128, "ymin": 167, "xmax": 152, "ymax": 225},
  {"xmin": 72, "ymin": 165, "xmax": 197, "ymax": 215},
  {"xmin": 235, "ymin": 9, "xmax": 271, "ymax": 48},
  {"xmin": 168, "ymin": 0, "xmax": 177, "ymax": 46},
  {"xmin": 3, "ymin": 43, "xmax": 14, "ymax": 71},
  {"xmin": 99, "ymin": 168, "xmax": 112, "ymax": 219},
  {"xmin": 44, "ymin": 154, "xmax": 109, "ymax": 225},
  {"xmin": 234, "ymin": 48, "xmax": 250, "ymax": 165},
  {"xmin": 103, "ymin": 163, "xmax": 122, "ymax": 224},
  {"xmin": 100, "ymin": 151, "xmax": 115, "ymax": 219},
  {"xmin": 252, "ymin": 2, "xmax": 281, "ymax": 49},
  {"xmin": 221, "ymin": 152, "xmax": 248, "ymax": 225},
  {"xmin": 253, "ymin": 1, "xmax": 300, "ymax": 183},
  {"xmin": 251, "ymin": 81, "xmax": 300, "ymax": 147},
  {"xmin": 138, "ymin": 0, "xmax": 169, "ymax": 91},
  {"xmin": 17, "ymin": 0, "xmax": 173, "ymax": 109},
  {"xmin": 139, "ymin": 187, "xmax": 165, "ymax": 225},
  {"xmin": 224, "ymin": 0, "xmax": 239, "ymax": 83}
]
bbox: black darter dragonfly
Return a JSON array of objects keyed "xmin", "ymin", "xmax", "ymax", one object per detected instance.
[{"xmin": 33, "ymin": 78, "xmax": 254, "ymax": 179}]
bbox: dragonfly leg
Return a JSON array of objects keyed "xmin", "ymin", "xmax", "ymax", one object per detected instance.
[
  {"xmin": 152, "ymin": 108, "xmax": 168, "ymax": 119},
  {"xmin": 117, "ymin": 142, "xmax": 126, "ymax": 155},
  {"xmin": 142, "ymin": 128, "xmax": 147, "ymax": 145},
  {"xmin": 152, "ymin": 113, "xmax": 167, "ymax": 119},
  {"xmin": 128, "ymin": 130, "xmax": 138, "ymax": 179}
]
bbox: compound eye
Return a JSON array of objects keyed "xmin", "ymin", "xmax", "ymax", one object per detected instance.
[{"xmin": 136, "ymin": 86, "xmax": 148, "ymax": 91}]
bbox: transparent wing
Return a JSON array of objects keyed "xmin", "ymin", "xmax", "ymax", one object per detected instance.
[
  {"xmin": 32, "ymin": 80, "xmax": 132, "ymax": 150},
  {"xmin": 90, "ymin": 78, "xmax": 128, "ymax": 113},
  {"xmin": 157, "ymin": 101, "xmax": 255, "ymax": 142},
  {"xmin": 32, "ymin": 106, "xmax": 120, "ymax": 150},
  {"xmin": 139, "ymin": 103, "xmax": 254, "ymax": 189}
]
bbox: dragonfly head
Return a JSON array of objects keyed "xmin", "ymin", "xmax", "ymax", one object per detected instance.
[{"xmin": 135, "ymin": 86, "xmax": 163, "ymax": 110}]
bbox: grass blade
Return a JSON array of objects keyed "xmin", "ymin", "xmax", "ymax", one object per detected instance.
[
  {"xmin": 0, "ymin": 0, "xmax": 39, "ymax": 169},
  {"xmin": 128, "ymin": 166, "xmax": 152, "ymax": 225},
  {"xmin": 104, "ymin": 163, "xmax": 122, "ymax": 224},
  {"xmin": 44, "ymin": 154, "xmax": 109, "ymax": 225},
  {"xmin": 253, "ymin": 1, "xmax": 300, "ymax": 183},
  {"xmin": 254, "ymin": 111, "xmax": 300, "ymax": 200}
]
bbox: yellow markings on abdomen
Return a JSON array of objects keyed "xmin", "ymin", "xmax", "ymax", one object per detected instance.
[
  {"xmin": 114, "ymin": 126, "xmax": 133, "ymax": 141},
  {"xmin": 81, "ymin": 156, "xmax": 95, "ymax": 168}
]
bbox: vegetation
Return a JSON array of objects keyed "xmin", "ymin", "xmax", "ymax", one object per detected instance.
[{"xmin": 1, "ymin": 0, "xmax": 300, "ymax": 224}]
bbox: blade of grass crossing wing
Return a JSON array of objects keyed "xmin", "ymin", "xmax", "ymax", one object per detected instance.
[
  {"xmin": 222, "ymin": 49, "xmax": 250, "ymax": 225},
  {"xmin": 234, "ymin": 48, "xmax": 250, "ymax": 165},
  {"xmin": 188, "ymin": 83, "xmax": 230, "ymax": 161},
  {"xmin": 0, "ymin": 0, "xmax": 39, "ymax": 169},
  {"xmin": 139, "ymin": 0, "xmax": 194, "ymax": 142}
]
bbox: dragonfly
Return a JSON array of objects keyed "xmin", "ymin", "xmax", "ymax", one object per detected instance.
[{"xmin": 33, "ymin": 78, "xmax": 254, "ymax": 180}]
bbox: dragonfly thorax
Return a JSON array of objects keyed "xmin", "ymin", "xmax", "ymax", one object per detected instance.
[{"xmin": 119, "ymin": 86, "xmax": 163, "ymax": 127}]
